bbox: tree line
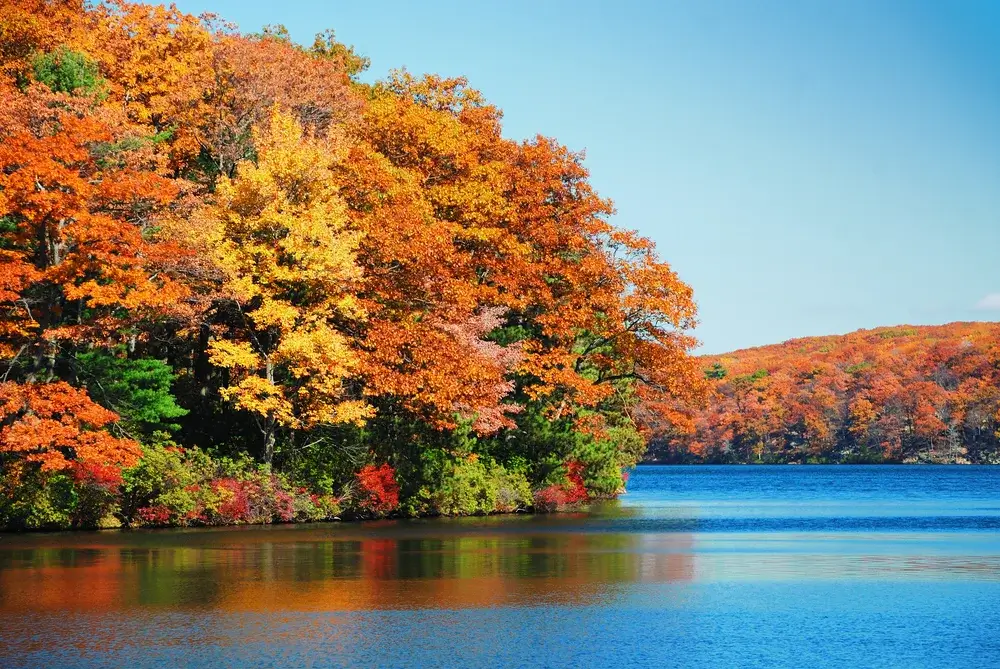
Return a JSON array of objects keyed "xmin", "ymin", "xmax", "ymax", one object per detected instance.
[{"xmin": 654, "ymin": 323, "xmax": 1000, "ymax": 464}]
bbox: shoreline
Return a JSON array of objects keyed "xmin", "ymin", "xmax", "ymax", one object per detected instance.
[{"xmin": 0, "ymin": 503, "xmax": 604, "ymax": 535}]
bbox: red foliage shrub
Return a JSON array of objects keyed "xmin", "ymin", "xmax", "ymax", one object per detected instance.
[
  {"xmin": 273, "ymin": 481, "xmax": 295, "ymax": 522},
  {"xmin": 130, "ymin": 470, "xmax": 334, "ymax": 527},
  {"xmin": 532, "ymin": 484, "xmax": 567, "ymax": 513},
  {"xmin": 563, "ymin": 460, "xmax": 589, "ymax": 504},
  {"xmin": 212, "ymin": 478, "xmax": 250, "ymax": 523},
  {"xmin": 72, "ymin": 461, "xmax": 124, "ymax": 490},
  {"xmin": 533, "ymin": 461, "xmax": 590, "ymax": 512},
  {"xmin": 137, "ymin": 505, "xmax": 172, "ymax": 525},
  {"xmin": 354, "ymin": 464, "xmax": 400, "ymax": 516},
  {"xmin": 71, "ymin": 460, "xmax": 125, "ymax": 527}
]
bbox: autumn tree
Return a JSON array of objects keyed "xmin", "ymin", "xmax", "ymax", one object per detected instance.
[
  {"xmin": 341, "ymin": 73, "xmax": 526, "ymax": 435},
  {"xmin": 192, "ymin": 109, "xmax": 370, "ymax": 463},
  {"xmin": 0, "ymin": 381, "xmax": 140, "ymax": 478},
  {"xmin": 339, "ymin": 72, "xmax": 706, "ymax": 492},
  {"xmin": 201, "ymin": 29, "xmax": 362, "ymax": 179},
  {"xmin": 88, "ymin": 0, "xmax": 214, "ymax": 170},
  {"xmin": 0, "ymin": 0, "xmax": 88, "ymax": 84},
  {"xmin": 0, "ymin": 109, "xmax": 184, "ymax": 380}
]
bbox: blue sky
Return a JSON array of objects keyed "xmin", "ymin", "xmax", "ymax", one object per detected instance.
[{"xmin": 173, "ymin": 0, "xmax": 1000, "ymax": 353}]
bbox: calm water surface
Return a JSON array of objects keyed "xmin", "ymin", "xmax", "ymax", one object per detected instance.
[{"xmin": 2, "ymin": 465, "xmax": 1000, "ymax": 668}]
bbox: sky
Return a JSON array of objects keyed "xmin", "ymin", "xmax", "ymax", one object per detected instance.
[{"xmin": 173, "ymin": 0, "xmax": 1000, "ymax": 353}]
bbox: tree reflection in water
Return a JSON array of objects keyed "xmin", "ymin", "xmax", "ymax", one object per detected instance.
[{"xmin": 0, "ymin": 513, "xmax": 695, "ymax": 613}]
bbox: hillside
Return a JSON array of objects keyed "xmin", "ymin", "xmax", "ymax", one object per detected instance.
[{"xmin": 652, "ymin": 322, "xmax": 1000, "ymax": 464}]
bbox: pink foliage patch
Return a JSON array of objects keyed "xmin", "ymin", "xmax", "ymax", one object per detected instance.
[
  {"xmin": 439, "ymin": 307, "xmax": 523, "ymax": 434},
  {"xmin": 212, "ymin": 478, "xmax": 250, "ymax": 523}
]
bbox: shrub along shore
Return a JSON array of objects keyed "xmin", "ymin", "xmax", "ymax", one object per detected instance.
[{"xmin": 20, "ymin": 438, "xmax": 594, "ymax": 531}]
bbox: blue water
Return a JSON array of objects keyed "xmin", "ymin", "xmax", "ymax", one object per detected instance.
[{"xmin": 2, "ymin": 465, "xmax": 999, "ymax": 668}]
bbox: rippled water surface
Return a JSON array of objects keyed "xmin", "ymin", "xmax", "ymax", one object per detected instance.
[{"xmin": 2, "ymin": 465, "xmax": 1000, "ymax": 668}]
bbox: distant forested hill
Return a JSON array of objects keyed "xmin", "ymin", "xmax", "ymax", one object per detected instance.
[{"xmin": 652, "ymin": 322, "xmax": 1000, "ymax": 464}]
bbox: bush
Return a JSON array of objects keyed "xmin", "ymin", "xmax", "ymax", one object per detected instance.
[
  {"xmin": 404, "ymin": 452, "xmax": 533, "ymax": 517},
  {"xmin": 532, "ymin": 484, "xmax": 567, "ymax": 513},
  {"xmin": 563, "ymin": 461, "xmax": 589, "ymax": 503},
  {"xmin": 568, "ymin": 425, "xmax": 642, "ymax": 498},
  {"xmin": 71, "ymin": 461, "xmax": 123, "ymax": 528},
  {"xmin": 1, "ymin": 415, "xmax": 625, "ymax": 529},
  {"xmin": 120, "ymin": 439, "xmax": 342, "ymax": 527},
  {"xmin": 435, "ymin": 456, "xmax": 497, "ymax": 515},
  {"xmin": 531, "ymin": 460, "xmax": 590, "ymax": 513},
  {"xmin": 0, "ymin": 469, "xmax": 76, "ymax": 530},
  {"xmin": 492, "ymin": 466, "xmax": 532, "ymax": 513},
  {"xmin": 120, "ymin": 439, "xmax": 202, "ymax": 526},
  {"xmin": 351, "ymin": 463, "xmax": 400, "ymax": 517},
  {"xmin": 295, "ymin": 491, "xmax": 342, "ymax": 521}
]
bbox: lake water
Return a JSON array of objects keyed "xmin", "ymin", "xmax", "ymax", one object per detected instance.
[{"xmin": 2, "ymin": 465, "xmax": 1000, "ymax": 668}]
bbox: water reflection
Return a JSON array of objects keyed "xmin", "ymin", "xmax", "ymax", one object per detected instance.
[{"xmin": 0, "ymin": 520, "xmax": 695, "ymax": 612}]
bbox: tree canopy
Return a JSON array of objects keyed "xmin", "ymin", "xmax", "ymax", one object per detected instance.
[{"xmin": 0, "ymin": 0, "xmax": 703, "ymax": 529}]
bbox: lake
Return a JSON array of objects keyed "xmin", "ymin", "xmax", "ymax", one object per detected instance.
[{"xmin": 2, "ymin": 465, "xmax": 1000, "ymax": 668}]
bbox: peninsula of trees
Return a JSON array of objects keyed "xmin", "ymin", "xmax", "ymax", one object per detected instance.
[{"xmin": 0, "ymin": 1, "xmax": 703, "ymax": 529}]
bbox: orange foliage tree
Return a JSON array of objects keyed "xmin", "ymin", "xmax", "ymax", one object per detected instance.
[
  {"xmin": 0, "ymin": 381, "xmax": 139, "ymax": 476},
  {"xmin": 201, "ymin": 28, "xmax": 362, "ymax": 178},
  {"xmin": 0, "ymin": 111, "xmax": 184, "ymax": 374},
  {"xmin": 343, "ymin": 72, "xmax": 704, "ymax": 452}
]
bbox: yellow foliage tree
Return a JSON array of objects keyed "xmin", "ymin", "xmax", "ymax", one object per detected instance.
[{"xmin": 196, "ymin": 109, "xmax": 370, "ymax": 462}]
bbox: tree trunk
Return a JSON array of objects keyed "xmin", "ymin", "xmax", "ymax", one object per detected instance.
[
  {"xmin": 194, "ymin": 322, "xmax": 211, "ymax": 396},
  {"xmin": 263, "ymin": 358, "xmax": 276, "ymax": 465},
  {"xmin": 263, "ymin": 425, "xmax": 276, "ymax": 466}
]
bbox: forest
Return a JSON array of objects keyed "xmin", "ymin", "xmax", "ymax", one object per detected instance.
[
  {"xmin": 0, "ymin": 1, "xmax": 705, "ymax": 529},
  {"xmin": 655, "ymin": 322, "xmax": 1000, "ymax": 464}
]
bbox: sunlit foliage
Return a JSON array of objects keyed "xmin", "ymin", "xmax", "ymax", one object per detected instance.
[
  {"xmin": 0, "ymin": 0, "xmax": 703, "ymax": 529},
  {"xmin": 658, "ymin": 323, "xmax": 1000, "ymax": 464}
]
